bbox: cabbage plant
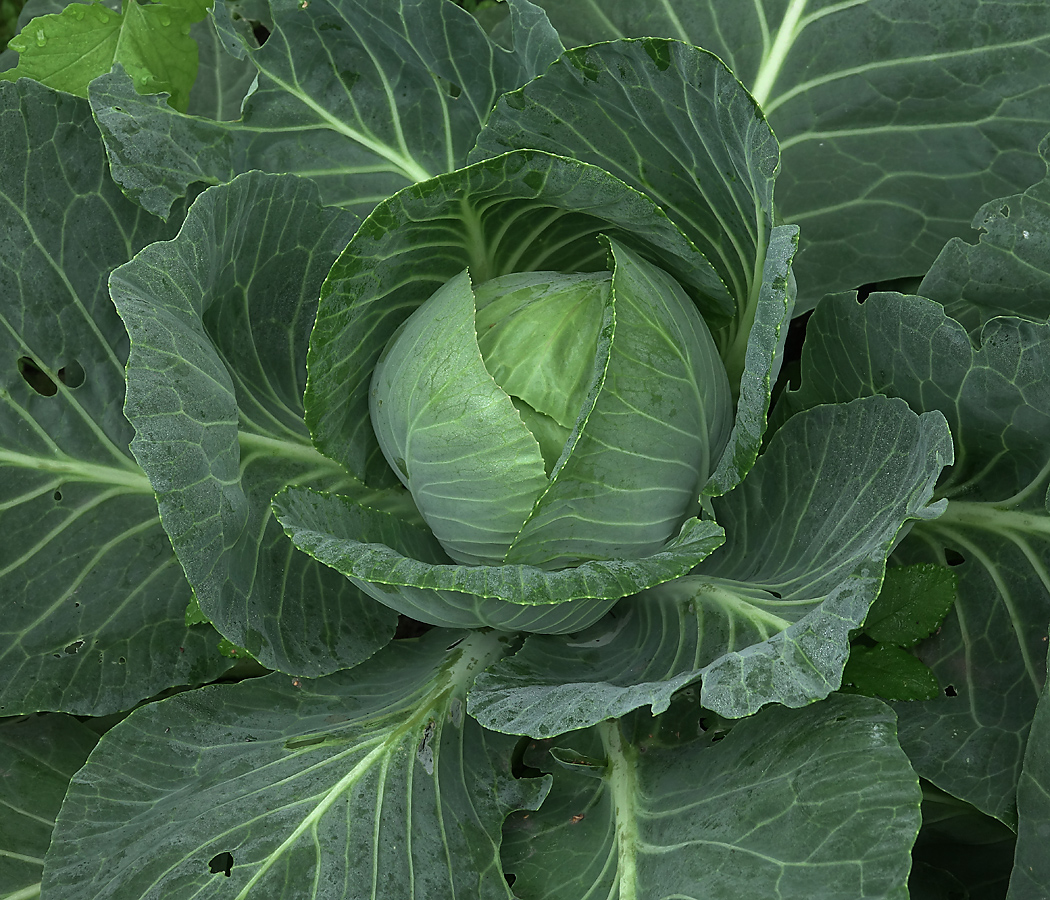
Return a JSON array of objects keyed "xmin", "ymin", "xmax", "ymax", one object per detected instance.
[{"xmin": 1, "ymin": 0, "xmax": 1049, "ymax": 898}]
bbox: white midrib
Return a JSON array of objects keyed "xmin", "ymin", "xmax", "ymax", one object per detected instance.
[
  {"xmin": 0, "ymin": 449, "xmax": 151, "ymax": 493},
  {"xmin": 934, "ymin": 499, "xmax": 1050, "ymax": 539},
  {"xmin": 232, "ymin": 631, "xmax": 507, "ymax": 899},
  {"xmin": 600, "ymin": 720, "xmax": 640, "ymax": 900},
  {"xmin": 750, "ymin": 0, "xmax": 809, "ymax": 109}
]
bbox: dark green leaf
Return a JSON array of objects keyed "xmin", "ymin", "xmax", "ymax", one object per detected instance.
[
  {"xmin": 469, "ymin": 395, "xmax": 951, "ymax": 736},
  {"xmin": 503, "ymin": 695, "xmax": 920, "ymax": 899},
  {"xmin": 781, "ymin": 290, "xmax": 1050, "ymax": 826},
  {"xmin": 110, "ymin": 170, "xmax": 400, "ymax": 676},
  {"xmin": 42, "ymin": 630, "xmax": 548, "ymax": 900},
  {"xmin": 0, "ymin": 79, "xmax": 229, "ymax": 715},
  {"xmin": 1007, "ymin": 627, "xmax": 1050, "ymax": 899},
  {"xmin": 865, "ymin": 563, "xmax": 958, "ymax": 647},
  {"xmin": 186, "ymin": 14, "xmax": 257, "ymax": 121},
  {"xmin": 920, "ymin": 135, "xmax": 1050, "ymax": 331},
  {"xmin": 524, "ymin": 0, "xmax": 1050, "ymax": 310},
  {"xmin": 842, "ymin": 644, "xmax": 941, "ymax": 702},
  {"xmin": 89, "ymin": 0, "xmax": 564, "ymax": 219},
  {"xmin": 0, "ymin": 714, "xmax": 98, "ymax": 899}
]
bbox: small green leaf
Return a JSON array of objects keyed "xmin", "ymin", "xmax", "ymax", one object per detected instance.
[
  {"xmin": 842, "ymin": 644, "xmax": 941, "ymax": 702},
  {"xmin": 1, "ymin": 0, "xmax": 210, "ymax": 110},
  {"xmin": 864, "ymin": 563, "xmax": 957, "ymax": 647}
]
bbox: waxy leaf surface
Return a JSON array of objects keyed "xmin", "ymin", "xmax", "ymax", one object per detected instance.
[
  {"xmin": 503, "ymin": 695, "xmax": 920, "ymax": 900},
  {"xmin": 89, "ymin": 0, "xmax": 563, "ymax": 219},
  {"xmin": 0, "ymin": 714, "xmax": 97, "ymax": 900},
  {"xmin": 42, "ymin": 630, "xmax": 548, "ymax": 900},
  {"xmin": 470, "ymin": 395, "xmax": 951, "ymax": 736},
  {"xmin": 523, "ymin": 0, "xmax": 1050, "ymax": 309},
  {"xmin": 110, "ymin": 170, "xmax": 401, "ymax": 676},
  {"xmin": 782, "ymin": 291, "xmax": 1050, "ymax": 826},
  {"xmin": 0, "ymin": 79, "xmax": 228, "ymax": 715}
]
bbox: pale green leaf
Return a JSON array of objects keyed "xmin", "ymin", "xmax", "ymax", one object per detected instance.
[
  {"xmin": 306, "ymin": 150, "xmax": 727, "ymax": 489},
  {"xmin": 1, "ymin": 0, "xmax": 209, "ymax": 110}
]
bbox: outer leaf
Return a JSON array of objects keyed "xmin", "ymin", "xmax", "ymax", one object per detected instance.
[
  {"xmin": 273, "ymin": 486, "xmax": 725, "ymax": 632},
  {"xmin": 523, "ymin": 0, "xmax": 1050, "ymax": 309},
  {"xmin": 781, "ymin": 290, "xmax": 1050, "ymax": 826},
  {"xmin": 186, "ymin": 13, "xmax": 258, "ymax": 121},
  {"xmin": 110, "ymin": 170, "xmax": 399, "ymax": 676},
  {"xmin": 42, "ymin": 630, "xmax": 550, "ymax": 900},
  {"xmin": 503, "ymin": 695, "xmax": 920, "ymax": 900},
  {"xmin": 920, "ymin": 135, "xmax": 1050, "ymax": 331},
  {"xmin": 1, "ymin": 0, "xmax": 209, "ymax": 110},
  {"xmin": 469, "ymin": 395, "xmax": 952, "ymax": 736},
  {"xmin": 88, "ymin": 0, "xmax": 565, "ymax": 219},
  {"xmin": 1006, "ymin": 627, "xmax": 1050, "ymax": 899},
  {"xmin": 306, "ymin": 149, "xmax": 728, "ymax": 488},
  {"xmin": 0, "ymin": 79, "xmax": 228, "ymax": 715},
  {"xmin": 0, "ymin": 715, "xmax": 97, "ymax": 900}
]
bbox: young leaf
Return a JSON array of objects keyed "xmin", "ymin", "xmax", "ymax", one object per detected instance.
[
  {"xmin": 109, "ymin": 170, "xmax": 400, "ymax": 676},
  {"xmin": 0, "ymin": 78, "xmax": 229, "ymax": 716},
  {"xmin": 841, "ymin": 644, "xmax": 941, "ymax": 702},
  {"xmin": 469, "ymin": 395, "xmax": 952, "ymax": 737},
  {"xmin": 502, "ymin": 696, "xmax": 920, "ymax": 899},
  {"xmin": 0, "ymin": 715, "xmax": 98, "ymax": 899},
  {"xmin": 0, "ymin": 0, "xmax": 210, "ymax": 110},
  {"xmin": 41, "ymin": 630, "xmax": 549, "ymax": 900},
  {"xmin": 864, "ymin": 563, "xmax": 958, "ymax": 647},
  {"xmin": 782, "ymin": 290, "xmax": 1050, "ymax": 827},
  {"xmin": 522, "ymin": 0, "xmax": 1050, "ymax": 310}
]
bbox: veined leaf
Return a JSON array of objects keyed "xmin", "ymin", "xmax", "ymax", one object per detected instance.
[
  {"xmin": 273, "ymin": 486, "xmax": 724, "ymax": 632},
  {"xmin": 88, "ymin": 0, "xmax": 565, "ymax": 219},
  {"xmin": 502, "ymin": 695, "xmax": 920, "ymax": 900},
  {"xmin": 0, "ymin": 0, "xmax": 210, "ymax": 110},
  {"xmin": 41, "ymin": 630, "xmax": 550, "ymax": 900},
  {"xmin": 470, "ymin": 38, "xmax": 797, "ymax": 495},
  {"xmin": 110, "ymin": 170, "xmax": 401, "ymax": 676},
  {"xmin": 469, "ymin": 395, "xmax": 952, "ymax": 737},
  {"xmin": 520, "ymin": 0, "xmax": 1050, "ymax": 310},
  {"xmin": 0, "ymin": 715, "xmax": 98, "ymax": 900},
  {"xmin": 1007, "ymin": 626, "xmax": 1050, "ymax": 898},
  {"xmin": 0, "ymin": 79, "xmax": 229, "ymax": 715},
  {"xmin": 781, "ymin": 290, "xmax": 1050, "ymax": 827},
  {"xmin": 920, "ymin": 134, "xmax": 1050, "ymax": 330}
]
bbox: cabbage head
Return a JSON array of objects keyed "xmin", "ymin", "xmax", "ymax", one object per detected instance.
[{"xmin": 278, "ymin": 150, "xmax": 757, "ymax": 633}]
